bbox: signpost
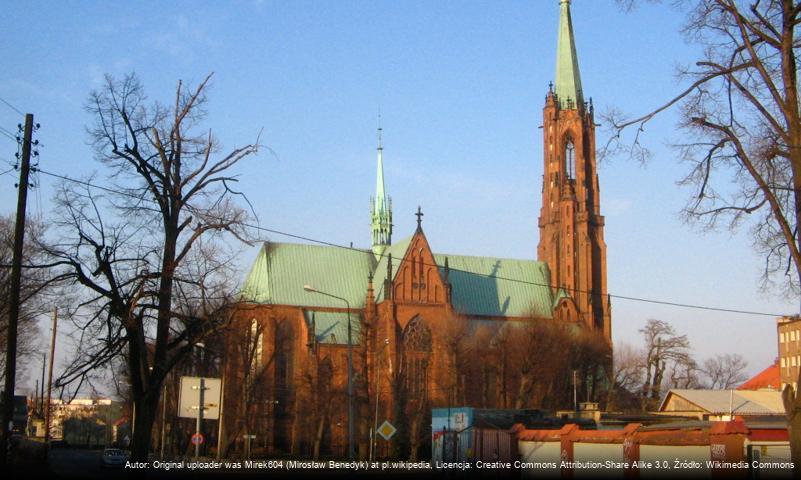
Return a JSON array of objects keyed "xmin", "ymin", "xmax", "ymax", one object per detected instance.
[
  {"xmin": 377, "ymin": 420, "xmax": 397, "ymax": 441},
  {"xmin": 179, "ymin": 376, "xmax": 222, "ymax": 460},
  {"xmin": 242, "ymin": 434, "xmax": 256, "ymax": 459}
]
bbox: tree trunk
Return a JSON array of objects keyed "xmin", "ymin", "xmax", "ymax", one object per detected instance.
[
  {"xmin": 131, "ymin": 390, "xmax": 159, "ymax": 461},
  {"xmin": 312, "ymin": 401, "xmax": 329, "ymax": 460}
]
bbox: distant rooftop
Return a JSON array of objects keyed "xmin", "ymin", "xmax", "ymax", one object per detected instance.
[{"xmin": 738, "ymin": 361, "xmax": 781, "ymax": 391}]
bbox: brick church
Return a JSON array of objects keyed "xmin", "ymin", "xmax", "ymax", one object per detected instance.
[{"xmin": 222, "ymin": 0, "xmax": 611, "ymax": 460}]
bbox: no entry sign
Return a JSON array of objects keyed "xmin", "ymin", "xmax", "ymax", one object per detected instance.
[{"xmin": 191, "ymin": 433, "xmax": 205, "ymax": 445}]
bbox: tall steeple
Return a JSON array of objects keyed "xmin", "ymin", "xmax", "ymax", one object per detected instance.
[
  {"xmin": 554, "ymin": 0, "xmax": 583, "ymax": 110},
  {"xmin": 538, "ymin": 0, "xmax": 610, "ymax": 341},
  {"xmin": 371, "ymin": 122, "xmax": 392, "ymax": 257}
]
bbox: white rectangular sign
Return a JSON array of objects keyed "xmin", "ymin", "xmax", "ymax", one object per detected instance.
[{"xmin": 178, "ymin": 376, "xmax": 222, "ymax": 420}]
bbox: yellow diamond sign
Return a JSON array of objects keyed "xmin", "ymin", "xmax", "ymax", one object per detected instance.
[{"xmin": 377, "ymin": 420, "xmax": 397, "ymax": 440}]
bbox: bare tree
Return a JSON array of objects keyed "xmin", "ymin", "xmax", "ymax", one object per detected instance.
[
  {"xmin": 666, "ymin": 356, "xmax": 703, "ymax": 389},
  {"xmin": 703, "ymin": 353, "xmax": 749, "ymax": 389},
  {"xmin": 219, "ymin": 314, "xmax": 286, "ymax": 458},
  {"xmin": 606, "ymin": 0, "xmax": 801, "ymax": 466},
  {"xmin": 43, "ymin": 73, "xmax": 259, "ymax": 460},
  {"xmin": 639, "ymin": 319, "xmax": 692, "ymax": 409},
  {"xmin": 608, "ymin": 342, "xmax": 645, "ymax": 411},
  {"xmin": 0, "ymin": 216, "xmax": 48, "ymax": 384},
  {"xmin": 452, "ymin": 318, "xmax": 610, "ymax": 412}
]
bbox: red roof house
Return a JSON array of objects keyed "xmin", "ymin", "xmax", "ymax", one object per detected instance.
[{"xmin": 738, "ymin": 361, "xmax": 781, "ymax": 391}]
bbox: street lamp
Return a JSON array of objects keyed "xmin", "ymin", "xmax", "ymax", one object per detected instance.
[{"xmin": 303, "ymin": 284, "xmax": 355, "ymax": 461}]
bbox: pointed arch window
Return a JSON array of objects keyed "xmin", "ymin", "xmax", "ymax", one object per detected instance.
[
  {"xmin": 249, "ymin": 319, "xmax": 263, "ymax": 381},
  {"xmin": 565, "ymin": 136, "xmax": 575, "ymax": 179},
  {"xmin": 402, "ymin": 316, "xmax": 431, "ymax": 397}
]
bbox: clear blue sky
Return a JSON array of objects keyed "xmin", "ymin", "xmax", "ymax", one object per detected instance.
[{"xmin": 1, "ymin": 0, "xmax": 795, "ymax": 392}]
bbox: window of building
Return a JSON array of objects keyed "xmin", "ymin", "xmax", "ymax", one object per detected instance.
[
  {"xmin": 402, "ymin": 316, "xmax": 432, "ymax": 397},
  {"xmin": 781, "ymin": 332, "xmax": 786, "ymax": 343},
  {"xmin": 249, "ymin": 319, "xmax": 263, "ymax": 381},
  {"xmin": 565, "ymin": 136, "xmax": 575, "ymax": 179},
  {"xmin": 792, "ymin": 356, "xmax": 796, "ymax": 367},
  {"xmin": 782, "ymin": 357, "xmax": 787, "ymax": 368}
]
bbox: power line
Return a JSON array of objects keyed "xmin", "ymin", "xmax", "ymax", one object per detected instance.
[
  {"xmin": 0, "ymin": 126, "xmax": 16, "ymax": 143},
  {"xmin": 0, "ymin": 96, "xmax": 23, "ymax": 116},
  {"xmin": 31, "ymin": 167, "xmax": 794, "ymax": 318}
]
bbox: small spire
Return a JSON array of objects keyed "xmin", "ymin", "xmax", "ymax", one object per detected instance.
[
  {"xmin": 554, "ymin": 0, "xmax": 584, "ymax": 110},
  {"xmin": 378, "ymin": 111, "xmax": 383, "ymax": 151},
  {"xmin": 371, "ymin": 115, "xmax": 392, "ymax": 257}
]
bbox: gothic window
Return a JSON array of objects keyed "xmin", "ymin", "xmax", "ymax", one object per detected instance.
[
  {"xmin": 565, "ymin": 136, "xmax": 575, "ymax": 179},
  {"xmin": 249, "ymin": 319, "xmax": 263, "ymax": 378},
  {"xmin": 402, "ymin": 316, "xmax": 432, "ymax": 397}
]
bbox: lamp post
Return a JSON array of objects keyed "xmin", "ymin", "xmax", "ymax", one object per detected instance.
[{"xmin": 303, "ymin": 284, "xmax": 354, "ymax": 461}]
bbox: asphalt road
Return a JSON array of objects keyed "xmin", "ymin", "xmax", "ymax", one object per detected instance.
[{"xmin": 46, "ymin": 448, "xmax": 134, "ymax": 479}]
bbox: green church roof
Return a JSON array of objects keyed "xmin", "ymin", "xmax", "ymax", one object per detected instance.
[
  {"xmin": 555, "ymin": 0, "xmax": 583, "ymax": 109},
  {"xmin": 433, "ymin": 253, "xmax": 554, "ymax": 318},
  {"xmin": 242, "ymin": 241, "xmax": 558, "ymax": 319},
  {"xmin": 241, "ymin": 242, "xmax": 374, "ymax": 308}
]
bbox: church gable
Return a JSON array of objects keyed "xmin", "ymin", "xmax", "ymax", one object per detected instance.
[
  {"xmin": 391, "ymin": 227, "xmax": 447, "ymax": 304},
  {"xmin": 553, "ymin": 295, "xmax": 579, "ymax": 323}
]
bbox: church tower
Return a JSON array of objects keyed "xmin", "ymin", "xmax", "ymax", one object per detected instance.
[
  {"xmin": 371, "ymin": 125, "xmax": 392, "ymax": 257},
  {"xmin": 537, "ymin": 0, "xmax": 611, "ymax": 340}
]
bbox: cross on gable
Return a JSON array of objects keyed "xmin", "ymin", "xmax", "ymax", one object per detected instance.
[{"xmin": 415, "ymin": 206, "xmax": 424, "ymax": 230}]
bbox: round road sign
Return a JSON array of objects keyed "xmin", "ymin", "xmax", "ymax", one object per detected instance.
[{"xmin": 191, "ymin": 433, "xmax": 205, "ymax": 445}]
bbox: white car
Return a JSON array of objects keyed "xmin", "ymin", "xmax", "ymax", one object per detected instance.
[{"xmin": 100, "ymin": 448, "xmax": 127, "ymax": 468}]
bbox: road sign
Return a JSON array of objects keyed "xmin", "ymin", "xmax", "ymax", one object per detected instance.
[
  {"xmin": 453, "ymin": 412, "xmax": 467, "ymax": 431},
  {"xmin": 377, "ymin": 420, "xmax": 397, "ymax": 440},
  {"xmin": 191, "ymin": 433, "xmax": 204, "ymax": 445},
  {"xmin": 178, "ymin": 376, "xmax": 222, "ymax": 420}
]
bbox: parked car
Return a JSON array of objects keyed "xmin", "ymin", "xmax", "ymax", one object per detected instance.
[{"xmin": 100, "ymin": 448, "xmax": 127, "ymax": 468}]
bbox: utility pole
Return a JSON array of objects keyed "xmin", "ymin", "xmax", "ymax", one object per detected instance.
[
  {"xmin": 40, "ymin": 352, "xmax": 46, "ymax": 414},
  {"xmin": 44, "ymin": 307, "xmax": 57, "ymax": 443},
  {"xmin": 1, "ymin": 113, "xmax": 34, "ymax": 466}
]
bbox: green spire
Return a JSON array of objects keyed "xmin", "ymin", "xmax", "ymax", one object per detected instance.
[
  {"xmin": 555, "ymin": 0, "xmax": 583, "ymax": 110},
  {"xmin": 374, "ymin": 127, "xmax": 386, "ymax": 214},
  {"xmin": 371, "ymin": 124, "xmax": 392, "ymax": 257}
]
